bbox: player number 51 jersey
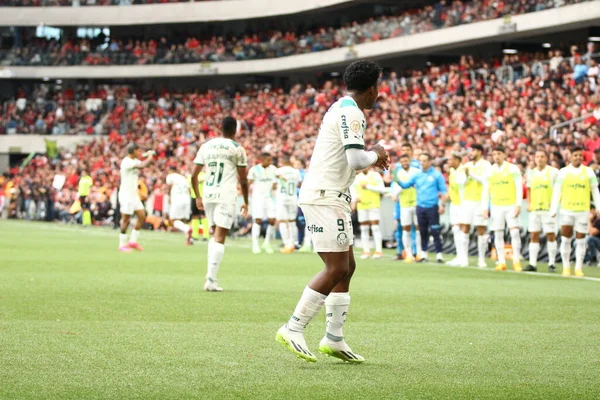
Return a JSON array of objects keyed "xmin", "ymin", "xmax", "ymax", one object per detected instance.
[{"xmin": 194, "ymin": 137, "xmax": 248, "ymax": 204}]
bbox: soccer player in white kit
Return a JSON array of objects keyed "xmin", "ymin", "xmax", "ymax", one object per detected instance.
[
  {"xmin": 276, "ymin": 155, "xmax": 302, "ymax": 254},
  {"xmin": 118, "ymin": 143, "xmax": 154, "ymax": 252},
  {"xmin": 166, "ymin": 165, "xmax": 193, "ymax": 245},
  {"xmin": 461, "ymin": 144, "xmax": 492, "ymax": 267},
  {"xmin": 524, "ymin": 150, "xmax": 559, "ymax": 272},
  {"xmin": 191, "ymin": 117, "xmax": 250, "ymax": 292},
  {"xmin": 276, "ymin": 61, "xmax": 389, "ymax": 363},
  {"xmin": 248, "ymin": 153, "xmax": 278, "ymax": 254},
  {"xmin": 550, "ymin": 146, "xmax": 600, "ymax": 277},
  {"xmin": 482, "ymin": 146, "xmax": 523, "ymax": 272}
]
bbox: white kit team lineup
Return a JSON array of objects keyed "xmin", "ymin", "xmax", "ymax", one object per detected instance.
[{"xmin": 115, "ymin": 61, "xmax": 600, "ymax": 363}]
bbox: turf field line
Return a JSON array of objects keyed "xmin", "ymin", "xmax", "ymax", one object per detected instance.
[{"xmin": 5, "ymin": 221, "xmax": 600, "ymax": 283}]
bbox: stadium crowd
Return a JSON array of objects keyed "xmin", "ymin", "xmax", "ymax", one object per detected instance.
[
  {"xmin": 1, "ymin": 43, "xmax": 599, "ymax": 251},
  {"xmin": 0, "ymin": 0, "xmax": 214, "ymax": 6},
  {"xmin": 0, "ymin": 0, "xmax": 591, "ymax": 66}
]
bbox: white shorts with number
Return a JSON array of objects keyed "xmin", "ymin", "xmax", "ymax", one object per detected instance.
[
  {"xmin": 460, "ymin": 200, "xmax": 487, "ymax": 227},
  {"xmin": 205, "ymin": 202, "xmax": 236, "ymax": 229},
  {"xmin": 357, "ymin": 207, "xmax": 381, "ymax": 223},
  {"xmin": 252, "ymin": 198, "xmax": 276, "ymax": 220},
  {"xmin": 277, "ymin": 202, "xmax": 298, "ymax": 221},
  {"xmin": 169, "ymin": 198, "xmax": 191, "ymax": 220},
  {"xmin": 119, "ymin": 195, "xmax": 144, "ymax": 215},
  {"xmin": 490, "ymin": 205, "xmax": 520, "ymax": 231},
  {"xmin": 450, "ymin": 204, "xmax": 461, "ymax": 226},
  {"xmin": 528, "ymin": 211, "xmax": 557, "ymax": 234},
  {"xmin": 400, "ymin": 207, "xmax": 417, "ymax": 227},
  {"xmin": 560, "ymin": 211, "xmax": 588, "ymax": 234},
  {"xmin": 301, "ymin": 203, "xmax": 353, "ymax": 252}
]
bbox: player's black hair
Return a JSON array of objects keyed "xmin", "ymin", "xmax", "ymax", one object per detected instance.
[
  {"xmin": 281, "ymin": 154, "xmax": 291, "ymax": 164},
  {"xmin": 401, "ymin": 142, "xmax": 413, "ymax": 150},
  {"xmin": 261, "ymin": 152, "xmax": 272, "ymax": 158},
  {"xmin": 399, "ymin": 153, "xmax": 409, "ymax": 159},
  {"xmin": 452, "ymin": 153, "xmax": 462, "ymax": 161},
  {"xmin": 493, "ymin": 145, "xmax": 506, "ymax": 153},
  {"xmin": 420, "ymin": 152, "xmax": 432, "ymax": 161},
  {"xmin": 471, "ymin": 144, "xmax": 484, "ymax": 152},
  {"xmin": 571, "ymin": 146, "xmax": 583, "ymax": 153},
  {"xmin": 222, "ymin": 116, "xmax": 237, "ymax": 137},
  {"xmin": 127, "ymin": 142, "xmax": 139, "ymax": 154},
  {"xmin": 343, "ymin": 60, "xmax": 382, "ymax": 92}
]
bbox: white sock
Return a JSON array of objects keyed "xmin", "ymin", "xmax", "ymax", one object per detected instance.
[
  {"xmin": 119, "ymin": 233, "xmax": 127, "ymax": 247},
  {"xmin": 372, "ymin": 224, "xmax": 382, "ymax": 253},
  {"xmin": 402, "ymin": 230, "xmax": 413, "ymax": 258},
  {"xmin": 494, "ymin": 230, "xmax": 506, "ymax": 264},
  {"xmin": 478, "ymin": 234, "xmax": 488, "ymax": 262},
  {"xmin": 510, "ymin": 228, "xmax": 522, "ymax": 263},
  {"xmin": 292, "ymin": 224, "xmax": 299, "ymax": 246},
  {"xmin": 547, "ymin": 240, "xmax": 558, "ymax": 266},
  {"xmin": 279, "ymin": 223, "xmax": 289, "ymax": 247},
  {"xmin": 288, "ymin": 286, "xmax": 327, "ymax": 333},
  {"xmin": 452, "ymin": 226, "xmax": 462, "ymax": 260},
  {"xmin": 265, "ymin": 225, "xmax": 275, "ymax": 245},
  {"xmin": 463, "ymin": 231, "xmax": 470, "ymax": 262},
  {"xmin": 575, "ymin": 238, "xmax": 586, "ymax": 271},
  {"xmin": 561, "ymin": 236, "xmax": 572, "ymax": 269},
  {"xmin": 130, "ymin": 229, "xmax": 140, "ymax": 243},
  {"xmin": 360, "ymin": 225, "xmax": 370, "ymax": 253},
  {"xmin": 529, "ymin": 242, "xmax": 540, "ymax": 267},
  {"xmin": 207, "ymin": 238, "xmax": 225, "ymax": 282},
  {"xmin": 173, "ymin": 220, "xmax": 190, "ymax": 234},
  {"xmin": 325, "ymin": 292, "xmax": 350, "ymax": 342},
  {"xmin": 252, "ymin": 223, "xmax": 261, "ymax": 249},
  {"xmin": 415, "ymin": 230, "xmax": 423, "ymax": 256}
]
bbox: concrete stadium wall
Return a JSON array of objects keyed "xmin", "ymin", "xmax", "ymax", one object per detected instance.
[{"xmin": 0, "ymin": 134, "xmax": 103, "ymax": 153}]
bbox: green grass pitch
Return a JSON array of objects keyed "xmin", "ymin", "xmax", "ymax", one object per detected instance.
[{"xmin": 1, "ymin": 220, "xmax": 600, "ymax": 399}]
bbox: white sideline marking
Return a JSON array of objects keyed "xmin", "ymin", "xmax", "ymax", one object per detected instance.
[{"xmin": 4, "ymin": 221, "xmax": 600, "ymax": 283}]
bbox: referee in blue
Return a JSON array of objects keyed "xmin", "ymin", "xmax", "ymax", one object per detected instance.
[{"xmin": 399, "ymin": 152, "xmax": 447, "ymax": 263}]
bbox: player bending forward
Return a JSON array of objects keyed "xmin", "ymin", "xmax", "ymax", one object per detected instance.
[
  {"xmin": 550, "ymin": 146, "xmax": 600, "ymax": 277},
  {"xmin": 276, "ymin": 60, "xmax": 389, "ymax": 363},
  {"xmin": 191, "ymin": 117, "xmax": 250, "ymax": 292},
  {"xmin": 166, "ymin": 165, "xmax": 194, "ymax": 245},
  {"xmin": 118, "ymin": 143, "xmax": 154, "ymax": 252},
  {"xmin": 276, "ymin": 155, "xmax": 302, "ymax": 254}
]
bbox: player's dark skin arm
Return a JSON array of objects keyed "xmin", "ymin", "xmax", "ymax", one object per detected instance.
[
  {"xmin": 238, "ymin": 166, "xmax": 249, "ymax": 217},
  {"xmin": 191, "ymin": 164, "xmax": 203, "ymax": 209}
]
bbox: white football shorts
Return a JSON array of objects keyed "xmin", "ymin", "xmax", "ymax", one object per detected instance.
[
  {"xmin": 400, "ymin": 207, "xmax": 417, "ymax": 227},
  {"xmin": 528, "ymin": 211, "xmax": 557, "ymax": 234},
  {"xmin": 357, "ymin": 207, "xmax": 381, "ymax": 223},
  {"xmin": 490, "ymin": 205, "xmax": 520, "ymax": 231},
  {"xmin": 205, "ymin": 202, "xmax": 236, "ymax": 229},
  {"xmin": 560, "ymin": 211, "xmax": 588, "ymax": 234},
  {"xmin": 301, "ymin": 203, "xmax": 354, "ymax": 253},
  {"xmin": 276, "ymin": 202, "xmax": 298, "ymax": 221},
  {"xmin": 119, "ymin": 195, "xmax": 144, "ymax": 215},
  {"xmin": 450, "ymin": 204, "xmax": 461, "ymax": 226},
  {"xmin": 460, "ymin": 200, "xmax": 487, "ymax": 227},
  {"xmin": 252, "ymin": 197, "xmax": 276, "ymax": 221}
]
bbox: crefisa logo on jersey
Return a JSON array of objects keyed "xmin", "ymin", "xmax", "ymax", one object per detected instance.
[
  {"xmin": 308, "ymin": 224, "xmax": 324, "ymax": 233},
  {"xmin": 337, "ymin": 232, "xmax": 349, "ymax": 246},
  {"xmin": 341, "ymin": 115, "xmax": 349, "ymax": 139}
]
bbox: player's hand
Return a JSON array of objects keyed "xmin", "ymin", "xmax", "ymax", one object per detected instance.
[
  {"xmin": 195, "ymin": 198, "xmax": 204, "ymax": 211},
  {"xmin": 482, "ymin": 209, "xmax": 489, "ymax": 219},
  {"xmin": 513, "ymin": 205, "xmax": 521, "ymax": 218},
  {"xmin": 438, "ymin": 205, "xmax": 446, "ymax": 215},
  {"xmin": 370, "ymin": 144, "xmax": 390, "ymax": 170},
  {"xmin": 240, "ymin": 203, "xmax": 248, "ymax": 218}
]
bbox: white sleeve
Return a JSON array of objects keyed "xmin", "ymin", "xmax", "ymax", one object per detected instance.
[
  {"xmin": 366, "ymin": 173, "xmax": 386, "ymax": 194},
  {"xmin": 339, "ymin": 106, "xmax": 366, "ymax": 150},
  {"xmin": 512, "ymin": 165, "xmax": 523, "ymax": 204},
  {"xmin": 588, "ymin": 168, "xmax": 600, "ymax": 210},
  {"xmin": 247, "ymin": 166, "xmax": 255, "ymax": 180},
  {"xmin": 346, "ymin": 148, "xmax": 378, "ymax": 170},
  {"xmin": 480, "ymin": 170, "xmax": 490, "ymax": 210},
  {"xmin": 550, "ymin": 169, "xmax": 565, "ymax": 214},
  {"xmin": 525, "ymin": 170, "xmax": 532, "ymax": 188},
  {"xmin": 193, "ymin": 148, "xmax": 204, "ymax": 166},
  {"xmin": 166, "ymin": 174, "xmax": 173, "ymax": 185}
]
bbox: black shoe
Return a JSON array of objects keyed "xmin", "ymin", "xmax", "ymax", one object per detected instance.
[
  {"xmin": 523, "ymin": 265, "xmax": 537, "ymax": 272},
  {"xmin": 548, "ymin": 265, "xmax": 556, "ymax": 273},
  {"xmin": 393, "ymin": 254, "xmax": 404, "ymax": 261}
]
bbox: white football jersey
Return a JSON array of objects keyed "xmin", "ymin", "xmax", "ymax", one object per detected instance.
[
  {"xmin": 119, "ymin": 156, "xmax": 142, "ymax": 199},
  {"xmin": 299, "ymin": 95, "xmax": 367, "ymax": 206},
  {"xmin": 248, "ymin": 164, "xmax": 278, "ymax": 200},
  {"xmin": 166, "ymin": 173, "xmax": 190, "ymax": 201},
  {"xmin": 276, "ymin": 166, "xmax": 302, "ymax": 205},
  {"xmin": 193, "ymin": 137, "xmax": 248, "ymax": 204}
]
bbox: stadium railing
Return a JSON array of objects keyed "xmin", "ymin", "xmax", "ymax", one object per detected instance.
[
  {"xmin": 0, "ymin": 0, "xmax": 353, "ymax": 26},
  {"xmin": 0, "ymin": 2, "xmax": 598, "ymax": 79}
]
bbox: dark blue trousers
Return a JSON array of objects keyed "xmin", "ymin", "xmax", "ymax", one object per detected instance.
[{"xmin": 416, "ymin": 205, "xmax": 442, "ymax": 254}]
